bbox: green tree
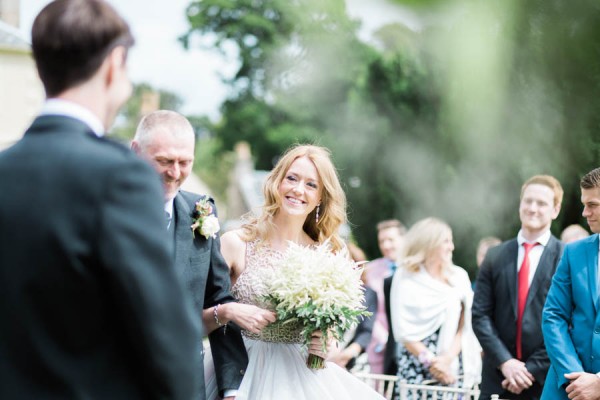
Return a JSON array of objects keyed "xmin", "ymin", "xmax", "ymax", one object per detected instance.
[
  {"xmin": 110, "ymin": 83, "xmax": 184, "ymax": 142},
  {"xmin": 180, "ymin": 0, "xmax": 373, "ymax": 166},
  {"xmin": 180, "ymin": 0, "xmax": 445, "ymax": 262},
  {"xmin": 181, "ymin": 0, "xmax": 600, "ymax": 272},
  {"xmin": 381, "ymin": 0, "xmax": 600, "ymax": 270}
]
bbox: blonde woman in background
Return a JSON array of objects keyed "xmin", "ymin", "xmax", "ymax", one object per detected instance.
[{"xmin": 390, "ymin": 218, "xmax": 481, "ymax": 398}]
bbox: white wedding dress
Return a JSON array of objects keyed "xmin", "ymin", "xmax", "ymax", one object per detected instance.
[{"xmin": 204, "ymin": 240, "xmax": 385, "ymax": 400}]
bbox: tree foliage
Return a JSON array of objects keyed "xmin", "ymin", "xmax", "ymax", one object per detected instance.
[
  {"xmin": 110, "ymin": 83, "xmax": 184, "ymax": 142},
  {"xmin": 182, "ymin": 0, "xmax": 600, "ymax": 273}
]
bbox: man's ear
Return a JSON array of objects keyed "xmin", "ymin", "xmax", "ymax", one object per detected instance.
[
  {"xmin": 131, "ymin": 140, "xmax": 140, "ymax": 153},
  {"xmin": 552, "ymin": 203, "xmax": 562, "ymax": 220},
  {"xmin": 105, "ymin": 46, "xmax": 127, "ymax": 88}
]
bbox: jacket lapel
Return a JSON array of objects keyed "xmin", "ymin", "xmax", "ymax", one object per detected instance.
[
  {"xmin": 504, "ymin": 239, "xmax": 519, "ymax": 319},
  {"xmin": 586, "ymin": 234, "xmax": 599, "ymax": 312},
  {"xmin": 173, "ymin": 193, "xmax": 191, "ymax": 277},
  {"xmin": 526, "ymin": 235, "xmax": 559, "ymax": 308}
]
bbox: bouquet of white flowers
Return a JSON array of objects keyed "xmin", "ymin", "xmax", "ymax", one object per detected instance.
[{"xmin": 263, "ymin": 240, "xmax": 370, "ymax": 369}]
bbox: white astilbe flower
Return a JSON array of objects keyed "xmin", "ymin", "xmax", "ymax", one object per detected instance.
[{"xmin": 263, "ymin": 240, "xmax": 370, "ymax": 368}]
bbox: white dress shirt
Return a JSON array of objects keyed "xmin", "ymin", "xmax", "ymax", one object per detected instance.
[
  {"xmin": 40, "ymin": 98, "xmax": 104, "ymax": 137},
  {"xmin": 516, "ymin": 229, "xmax": 552, "ymax": 285},
  {"xmin": 164, "ymin": 198, "xmax": 174, "ymax": 229}
]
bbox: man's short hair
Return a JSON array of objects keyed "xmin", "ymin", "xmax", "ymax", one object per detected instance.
[
  {"xmin": 520, "ymin": 175, "xmax": 564, "ymax": 207},
  {"xmin": 560, "ymin": 224, "xmax": 589, "ymax": 243},
  {"xmin": 581, "ymin": 167, "xmax": 600, "ymax": 190},
  {"xmin": 32, "ymin": 0, "xmax": 134, "ymax": 97},
  {"xmin": 376, "ymin": 219, "xmax": 406, "ymax": 235},
  {"xmin": 478, "ymin": 236, "xmax": 501, "ymax": 250},
  {"xmin": 133, "ymin": 110, "xmax": 195, "ymax": 150}
]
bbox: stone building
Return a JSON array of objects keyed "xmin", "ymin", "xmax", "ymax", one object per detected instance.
[{"xmin": 0, "ymin": 0, "xmax": 44, "ymax": 150}]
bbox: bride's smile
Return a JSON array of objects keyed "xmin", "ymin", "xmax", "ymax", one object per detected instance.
[{"xmin": 278, "ymin": 156, "xmax": 322, "ymax": 217}]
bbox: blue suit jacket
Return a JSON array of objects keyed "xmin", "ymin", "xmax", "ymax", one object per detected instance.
[{"xmin": 542, "ymin": 234, "xmax": 600, "ymax": 399}]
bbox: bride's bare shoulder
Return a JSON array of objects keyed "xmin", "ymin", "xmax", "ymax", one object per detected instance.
[
  {"xmin": 220, "ymin": 229, "xmax": 248, "ymax": 266},
  {"xmin": 221, "ymin": 229, "xmax": 247, "ymax": 249}
]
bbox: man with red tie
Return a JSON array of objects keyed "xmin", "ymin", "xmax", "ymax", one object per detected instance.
[{"xmin": 472, "ymin": 175, "xmax": 564, "ymax": 399}]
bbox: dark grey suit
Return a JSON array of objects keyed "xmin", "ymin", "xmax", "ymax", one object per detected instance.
[
  {"xmin": 0, "ymin": 115, "xmax": 202, "ymax": 399},
  {"xmin": 173, "ymin": 191, "xmax": 248, "ymax": 398},
  {"xmin": 383, "ymin": 274, "xmax": 397, "ymax": 377},
  {"xmin": 472, "ymin": 235, "xmax": 563, "ymax": 400}
]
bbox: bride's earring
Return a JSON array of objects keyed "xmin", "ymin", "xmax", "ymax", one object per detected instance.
[{"xmin": 315, "ymin": 204, "xmax": 320, "ymax": 224}]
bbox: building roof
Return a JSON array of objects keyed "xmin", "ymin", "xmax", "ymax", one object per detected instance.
[{"xmin": 0, "ymin": 19, "xmax": 30, "ymax": 52}]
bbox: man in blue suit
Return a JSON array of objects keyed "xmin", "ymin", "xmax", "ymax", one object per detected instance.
[{"xmin": 542, "ymin": 167, "xmax": 600, "ymax": 400}]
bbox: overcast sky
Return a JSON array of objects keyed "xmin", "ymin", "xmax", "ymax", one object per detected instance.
[{"xmin": 19, "ymin": 0, "xmax": 417, "ymax": 119}]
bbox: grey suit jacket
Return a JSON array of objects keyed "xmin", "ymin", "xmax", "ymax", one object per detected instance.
[
  {"xmin": 0, "ymin": 115, "xmax": 202, "ymax": 399},
  {"xmin": 472, "ymin": 235, "xmax": 563, "ymax": 400},
  {"xmin": 173, "ymin": 191, "xmax": 248, "ymax": 398}
]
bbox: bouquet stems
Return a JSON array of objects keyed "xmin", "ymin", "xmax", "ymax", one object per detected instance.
[{"xmin": 307, "ymin": 354, "xmax": 326, "ymax": 370}]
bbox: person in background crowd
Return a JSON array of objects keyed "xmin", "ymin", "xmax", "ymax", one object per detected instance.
[
  {"xmin": 366, "ymin": 219, "xmax": 406, "ymax": 375},
  {"xmin": 328, "ymin": 243, "xmax": 378, "ymax": 371},
  {"xmin": 476, "ymin": 237, "xmax": 502, "ymax": 268},
  {"xmin": 472, "ymin": 236, "xmax": 501, "ymax": 290},
  {"xmin": 542, "ymin": 167, "xmax": 600, "ymax": 400},
  {"xmin": 0, "ymin": 1, "xmax": 202, "ymax": 398},
  {"xmin": 391, "ymin": 217, "xmax": 481, "ymax": 399},
  {"xmin": 473, "ymin": 175, "xmax": 564, "ymax": 400},
  {"xmin": 559, "ymin": 223, "xmax": 589, "ymax": 244}
]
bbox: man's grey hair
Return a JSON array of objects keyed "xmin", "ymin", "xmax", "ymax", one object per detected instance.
[{"xmin": 133, "ymin": 110, "xmax": 194, "ymax": 150}]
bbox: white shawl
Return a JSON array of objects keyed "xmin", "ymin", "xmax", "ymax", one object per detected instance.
[{"xmin": 390, "ymin": 264, "xmax": 482, "ymax": 388}]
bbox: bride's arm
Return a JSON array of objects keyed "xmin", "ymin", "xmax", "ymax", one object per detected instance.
[
  {"xmin": 203, "ymin": 231, "xmax": 276, "ymax": 334},
  {"xmin": 204, "ymin": 302, "xmax": 276, "ymax": 334}
]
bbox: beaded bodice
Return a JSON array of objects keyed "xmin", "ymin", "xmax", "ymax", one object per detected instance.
[{"xmin": 232, "ymin": 240, "xmax": 303, "ymax": 344}]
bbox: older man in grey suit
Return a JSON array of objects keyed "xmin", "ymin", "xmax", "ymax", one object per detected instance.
[{"xmin": 132, "ymin": 110, "xmax": 275, "ymax": 399}]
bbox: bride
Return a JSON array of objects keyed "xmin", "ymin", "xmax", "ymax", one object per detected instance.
[{"xmin": 203, "ymin": 144, "xmax": 385, "ymax": 399}]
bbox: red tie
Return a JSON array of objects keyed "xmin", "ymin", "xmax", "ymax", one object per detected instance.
[{"xmin": 517, "ymin": 242, "xmax": 538, "ymax": 360}]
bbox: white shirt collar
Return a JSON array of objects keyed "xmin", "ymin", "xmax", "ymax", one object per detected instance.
[
  {"xmin": 40, "ymin": 99, "xmax": 105, "ymax": 137},
  {"xmin": 517, "ymin": 229, "xmax": 551, "ymax": 247},
  {"xmin": 164, "ymin": 198, "xmax": 174, "ymax": 220}
]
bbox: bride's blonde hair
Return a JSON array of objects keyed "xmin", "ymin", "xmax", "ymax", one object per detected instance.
[{"xmin": 241, "ymin": 144, "xmax": 346, "ymax": 252}]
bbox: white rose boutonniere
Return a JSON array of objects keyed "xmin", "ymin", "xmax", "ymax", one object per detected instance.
[
  {"xmin": 190, "ymin": 198, "xmax": 220, "ymax": 239},
  {"xmin": 200, "ymin": 215, "xmax": 220, "ymax": 239}
]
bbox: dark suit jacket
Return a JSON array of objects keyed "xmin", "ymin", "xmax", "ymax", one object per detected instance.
[
  {"xmin": 383, "ymin": 274, "xmax": 397, "ymax": 377},
  {"xmin": 346, "ymin": 286, "xmax": 377, "ymax": 370},
  {"xmin": 0, "ymin": 116, "xmax": 202, "ymax": 399},
  {"xmin": 472, "ymin": 235, "xmax": 563, "ymax": 400},
  {"xmin": 173, "ymin": 191, "xmax": 248, "ymax": 397}
]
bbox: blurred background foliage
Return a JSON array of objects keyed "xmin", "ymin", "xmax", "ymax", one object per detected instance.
[
  {"xmin": 112, "ymin": 82, "xmax": 184, "ymax": 141},
  {"xmin": 134, "ymin": 0, "xmax": 600, "ymax": 276}
]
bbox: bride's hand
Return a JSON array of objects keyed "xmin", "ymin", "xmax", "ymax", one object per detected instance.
[
  {"xmin": 227, "ymin": 303, "xmax": 276, "ymax": 334},
  {"xmin": 308, "ymin": 330, "xmax": 335, "ymax": 359}
]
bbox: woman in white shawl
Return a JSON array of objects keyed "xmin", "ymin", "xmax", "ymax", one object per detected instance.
[{"xmin": 390, "ymin": 218, "xmax": 481, "ymax": 395}]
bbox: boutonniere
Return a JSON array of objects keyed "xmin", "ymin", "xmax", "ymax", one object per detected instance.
[{"xmin": 190, "ymin": 198, "xmax": 220, "ymax": 239}]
